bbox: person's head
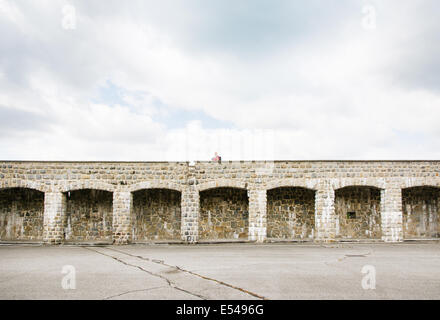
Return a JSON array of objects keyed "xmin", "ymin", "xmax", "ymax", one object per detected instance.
[{"xmin": 214, "ymin": 152, "xmax": 218, "ymax": 156}]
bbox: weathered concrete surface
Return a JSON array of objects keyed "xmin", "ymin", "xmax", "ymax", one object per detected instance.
[{"xmin": 0, "ymin": 243, "xmax": 439, "ymax": 299}]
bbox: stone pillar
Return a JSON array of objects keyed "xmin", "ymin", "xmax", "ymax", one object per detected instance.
[
  {"xmin": 435, "ymin": 193, "xmax": 440, "ymax": 236},
  {"xmin": 315, "ymin": 182, "xmax": 336, "ymax": 242},
  {"xmin": 248, "ymin": 189, "xmax": 267, "ymax": 242},
  {"xmin": 181, "ymin": 186, "xmax": 199, "ymax": 243},
  {"xmin": 113, "ymin": 191, "xmax": 132, "ymax": 245},
  {"xmin": 43, "ymin": 192, "xmax": 66, "ymax": 244},
  {"xmin": 380, "ymin": 187, "xmax": 403, "ymax": 242}
]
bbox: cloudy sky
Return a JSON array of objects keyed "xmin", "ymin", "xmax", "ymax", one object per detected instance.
[{"xmin": 0, "ymin": 0, "xmax": 439, "ymax": 161}]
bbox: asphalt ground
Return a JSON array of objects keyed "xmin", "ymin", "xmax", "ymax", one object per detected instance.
[{"xmin": 0, "ymin": 242, "xmax": 439, "ymax": 300}]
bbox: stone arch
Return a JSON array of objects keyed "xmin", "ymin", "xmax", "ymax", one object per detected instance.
[
  {"xmin": 334, "ymin": 184, "xmax": 382, "ymax": 239},
  {"xmin": 196, "ymin": 180, "xmax": 248, "ymax": 192},
  {"xmin": 198, "ymin": 183, "xmax": 249, "ymax": 240},
  {"xmin": 401, "ymin": 183, "xmax": 440, "ymax": 239},
  {"xmin": 0, "ymin": 179, "xmax": 48, "ymax": 193},
  {"xmin": 400, "ymin": 177, "xmax": 440, "ymax": 189},
  {"xmin": 59, "ymin": 182, "xmax": 114, "ymax": 242},
  {"xmin": 128, "ymin": 181, "xmax": 183, "ymax": 243},
  {"xmin": 128, "ymin": 181, "xmax": 183, "ymax": 193},
  {"xmin": 266, "ymin": 185, "xmax": 316, "ymax": 241},
  {"xmin": 332, "ymin": 178, "xmax": 386, "ymax": 191},
  {"xmin": 0, "ymin": 185, "xmax": 45, "ymax": 241},
  {"xmin": 266, "ymin": 179, "xmax": 319, "ymax": 191},
  {"xmin": 58, "ymin": 181, "xmax": 116, "ymax": 193},
  {"xmin": 131, "ymin": 188, "xmax": 182, "ymax": 242}
]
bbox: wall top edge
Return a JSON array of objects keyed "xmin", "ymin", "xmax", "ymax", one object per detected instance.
[{"xmin": 0, "ymin": 160, "xmax": 439, "ymax": 164}]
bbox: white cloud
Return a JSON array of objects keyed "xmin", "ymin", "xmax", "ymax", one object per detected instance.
[{"xmin": 0, "ymin": 0, "xmax": 439, "ymax": 161}]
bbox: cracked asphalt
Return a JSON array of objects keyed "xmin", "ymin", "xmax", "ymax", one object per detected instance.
[{"xmin": 0, "ymin": 242, "xmax": 439, "ymax": 299}]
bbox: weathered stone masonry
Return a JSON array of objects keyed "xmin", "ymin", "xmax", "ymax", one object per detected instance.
[
  {"xmin": 64, "ymin": 189, "xmax": 113, "ymax": 242},
  {"xmin": 0, "ymin": 188, "xmax": 44, "ymax": 240},
  {"xmin": 199, "ymin": 187, "xmax": 248, "ymax": 240},
  {"xmin": 0, "ymin": 161, "xmax": 439, "ymax": 244},
  {"xmin": 132, "ymin": 189, "xmax": 181, "ymax": 241},
  {"xmin": 335, "ymin": 187, "xmax": 381, "ymax": 240},
  {"xmin": 267, "ymin": 187, "xmax": 315, "ymax": 240}
]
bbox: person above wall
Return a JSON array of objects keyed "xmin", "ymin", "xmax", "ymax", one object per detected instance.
[{"xmin": 211, "ymin": 152, "xmax": 221, "ymax": 163}]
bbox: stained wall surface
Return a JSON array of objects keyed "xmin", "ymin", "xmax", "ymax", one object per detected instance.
[
  {"xmin": 335, "ymin": 187, "xmax": 381, "ymax": 239},
  {"xmin": 65, "ymin": 189, "xmax": 113, "ymax": 242},
  {"xmin": 403, "ymin": 187, "xmax": 440, "ymax": 238},
  {"xmin": 0, "ymin": 160, "xmax": 439, "ymax": 244},
  {"xmin": 199, "ymin": 188, "xmax": 249, "ymax": 240},
  {"xmin": 132, "ymin": 189, "xmax": 181, "ymax": 241},
  {"xmin": 267, "ymin": 187, "xmax": 315, "ymax": 240},
  {"xmin": 0, "ymin": 188, "xmax": 44, "ymax": 240}
]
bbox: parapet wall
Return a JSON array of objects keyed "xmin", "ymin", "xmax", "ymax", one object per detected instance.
[{"xmin": 0, "ymin": 160, "xmax": 439, "ymax": 244}]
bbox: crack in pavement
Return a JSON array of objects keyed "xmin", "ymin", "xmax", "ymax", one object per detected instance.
[
  {"xmin": 104, "ymin": 246, "xmax": 268, "ymax": 300},
  {"xmin": 103, "ymin": 286, "xmax": 167, "ymax": 300},
  {"xmin": 83, "ymin": 247, "xmax": 207, "ymax": 300},
  {"xmin": 323, "ymin": 250, "xmax": 376, "ymax": 279},
  {"xmin": 319, "ymin": 246, "xmax": 373, "ymax": 263},
  {"xmin": 333, "ymin": 251, "xmax": 372, "ymax": 262}
]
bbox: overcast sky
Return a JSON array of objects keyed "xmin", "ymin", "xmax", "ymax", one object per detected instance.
[{"xmin": 0, "ymin": 0, "xmax": 439, "ymax": 161}]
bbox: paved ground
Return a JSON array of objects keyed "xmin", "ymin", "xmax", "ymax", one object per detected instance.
[{"xmin": 0, "ymin": 242, "xmax": 439, "ymax": 299}]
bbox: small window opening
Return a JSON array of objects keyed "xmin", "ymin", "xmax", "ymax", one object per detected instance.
[{"xmin": 347, "ymin": 212, "xmax": 356, "ymax": 219}]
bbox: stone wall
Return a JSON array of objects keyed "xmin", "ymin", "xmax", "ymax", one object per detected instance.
[
  {"xmin": 402, "ymin": 187, "xmax": 440, "ymax": 238},
  {"xmin": 199, "ymin": 187, "xmax": 248, "ymax": 240},
  {"xmin": 0, "ymin": 188, "xmax": 44, "ymax": 240},
  {"xmin": 65, "ymin": 189, "xmax": 113, "ymax": 242},
  {"xmin": 132, "ymin": 189, "xmax": 181, "ymax": 241},
  {"xmin": 335, "ymin": 187, "xmax": 381, "ymax": 239},
  {"xmin": 0, "ymin": 160, "xmax": 440, "ymax": 244},
  {"xmin": 267, "ymin": 187, "xmax": 315, "ymax": 240}
]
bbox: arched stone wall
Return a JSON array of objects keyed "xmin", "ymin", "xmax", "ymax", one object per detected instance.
[
  {"xmin": 332, "ymin": 178, "xmax": 386, "ymax": 191},
  {"xmin": 199, "ymin": 187, "xmax": 249, "ymax": 240},
  {"xmin": 128, "ymin": 181, "xmax": 183, "ymax": 193},
  {"xmin": 266, "ymin": 179, "xmax": 319, "ymax": 191},
  {"xmin": 196, "ymin": 180, "xmax": 248, "ymax": 192},
  {"xmin": 0, "ymin": 179, "xmax": 48, "ymax": 193},
  {"xmin": 402, "ymin": 186, "xmax": 440, "ymax": 239},
  {"xmin": 266, "ymin": 187, "xmax": 316, "ymax": 240},
  {"xmin": 400, "ymin": 178, "xmax": 440, "ymax": 189},
  {"xmin": 334, "ymin": 186, "xmax": 382, "ymax": 239},
  {"xmin": 59, "ymin": 181, "xmax": 116, "ymax": 193},
  {"xmin": 132, "ymin": 188, "xmax": 182, "ymax": 241},
  {"xmin": 1, "ymin": 160, "xmax": 440, "ymax": 244},
  {"xmin": 0, "ymin": 187, "xmax": 44, "ymax": 241},
  {"xmin": 64, "ymin": 189, "xmax": 113, "ymax": 242}
]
